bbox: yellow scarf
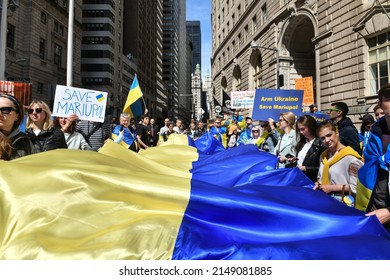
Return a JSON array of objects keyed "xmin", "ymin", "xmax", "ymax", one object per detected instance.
[
  {"xmin": 320, "ymin": 146, "xmax": 362, "ymax": 185},
  {"xmin": 254, "ymin": 130, "xmax": 269, "ymax": 147}
]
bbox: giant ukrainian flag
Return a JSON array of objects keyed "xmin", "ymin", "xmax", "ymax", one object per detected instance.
[
  {"xmin": 123, "ymin": 75, "xmax": 143, "ymax": 119},
  {"xmin": 1, "ymin": 134, "xmax": 390, "ymax": 259}
]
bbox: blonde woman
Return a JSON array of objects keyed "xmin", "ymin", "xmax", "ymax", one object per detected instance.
[
  {"xmin": 314, "ymin": 121, "xmax": 363, "ymax": 204},
  {"xmin": 272, "ymin": 111, "xmax": 297, "ymax": 168},
  {"xmin": 26, "ymin": 100, "xmax": 67, "ymax": 152}
]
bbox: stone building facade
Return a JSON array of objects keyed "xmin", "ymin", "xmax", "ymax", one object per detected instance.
[
  {"xmin": 212, "ymin": 0, "xmax": 390, "ymax": 121},
  {"xmin": 3, "ymin": 0, "xmax": 83, "ymax": 102}
]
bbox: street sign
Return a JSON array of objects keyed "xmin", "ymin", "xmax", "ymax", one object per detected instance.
[{"xmin": 348, "ymin": 105, "xmax": 371, "ymax": 115}]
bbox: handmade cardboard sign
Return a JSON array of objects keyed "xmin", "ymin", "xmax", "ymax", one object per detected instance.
[{"xmin": 52, "ymin": 85, "xmax": 108, "ymax": 122}]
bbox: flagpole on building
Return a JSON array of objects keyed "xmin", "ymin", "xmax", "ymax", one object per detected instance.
[
  {"xmin": 66, "ymin": 0, "xmax": 74, "ymax": 86},
  {"xmin": 0, "ymin": 0, "xmax": 8, "ymax": 81}
]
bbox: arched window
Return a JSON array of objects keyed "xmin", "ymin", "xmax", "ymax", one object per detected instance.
[
  {"xmin": 369, "ymin": 31, "xmax": 390, "ymax": 95},
  {"xmin": 250, "ymin": 52, "xmax": 262, "ymax": 89},
  {"xmin": 233, "ymin": 66, "xmax": 241, "ymax": 91}
]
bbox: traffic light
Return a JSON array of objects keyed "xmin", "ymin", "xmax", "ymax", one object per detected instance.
[{"xmin": 278, "ymin": 74, "xmax": 284, "ymax": 88}]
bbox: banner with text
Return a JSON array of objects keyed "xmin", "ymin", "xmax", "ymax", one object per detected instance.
[
  {"xmin": 0, "ymin": 80, "xmax": 32, "ymax": 106},
  {"xmin": 295, "ymin": 77, "xmax": 314, "ymax": 106},
  {"xmin": 52, "ymin": 85, "xmax": 108, "ymax": 122},
  {"xmin": 302, "ymin": 112, "xmax": 330, "ymax": 123},
  {"xmin": 252, "ymin": 88, "xmax": 304, "ymax": 121},
  {"xmin": 231, "ymin": 90, "xmax": 255, "ymax": 109}
]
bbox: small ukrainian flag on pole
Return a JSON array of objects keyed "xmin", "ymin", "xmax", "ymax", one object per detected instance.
[{"xmin": 96, "ymin": 93, "xmax": 105, "ymax": 102}]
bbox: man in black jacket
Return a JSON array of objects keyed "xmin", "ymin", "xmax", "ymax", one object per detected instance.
[{"xmin": 327, "ymin": 101, "xmax": 362, "ymax": 155}]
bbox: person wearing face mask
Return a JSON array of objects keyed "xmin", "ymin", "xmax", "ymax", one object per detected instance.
[
  {"xmin": 25, "ymin": 100, "xmax": 67, "ymax": 153},
  {"xmin": 0, "ymin": 94, "xmax": 36, "ymax": 160}
]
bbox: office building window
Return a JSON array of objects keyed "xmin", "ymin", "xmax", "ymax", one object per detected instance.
[
  {"xmin": 261, "ymin": 4, "xmax": 267, "ymax": 24},
  {"xmin": 7, "ymin": 24, "xmax": 15, "ymax": 49},
  {"xmin": 369, "ymin": 31, "xmax": 390, "ymax": 94},
  {"xmin": 41, "ymin": 12, "xmax": 47, "ymax": 24},
  {"xmin": 54, "ymin": 43, "xmax": 63, "ymax": 67},
  {"xmin": 233, "ymin": 66, "xmax": 242, "ymax": 91},
  {"xmin": 244, "ymin": 25, "xmax": 249, "ymax": 43},
  {"xmin": 252, "ymin": 16, "xmax": 257, "ymax": 34},
  {"xmin": 252, "ymin": 55, "xmax": 262, "ymax": 88},
  {"xmin": 39, "ymin": 38, "xmax": 46, "ymax": 60},
  {"xmin": 37, "ymin": 82, "xmax": 43, "ymax": 94}
]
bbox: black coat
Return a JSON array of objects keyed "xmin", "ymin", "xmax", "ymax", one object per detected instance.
[
  {"xmin": 299, "ymin": 137, "xmax": 326, "ymax": 182},
  {"xmin": 26, "ymin": 127, "xmax": 67, "ymax": 153},
  {"xmin": 9, "ymin": 130, "xmax": 37, "ymax": 160},
  {"xmin": 336, "ymin": 117, "xmax": 362, "ymax": 155}
]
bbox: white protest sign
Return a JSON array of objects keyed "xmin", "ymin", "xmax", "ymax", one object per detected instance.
[
  {"xmin": 231, "ymin": 90, "xmax": 255, "ymax": 109},
  {"xmin": 52, "ymin": 85, "xmax": 108, "ymax": 122}
]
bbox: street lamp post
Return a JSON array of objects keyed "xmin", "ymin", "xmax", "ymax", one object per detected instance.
[
  {"xmin": 251, "ymin": 41, "xmax": 280, "ymax": 89},
  {"xmin": 0, "ymin": 0, "xmax": 9, "ymax": 81},
  {"xmin": 0, "ymin": 0, "xmax": 19, "ymax": 81}
]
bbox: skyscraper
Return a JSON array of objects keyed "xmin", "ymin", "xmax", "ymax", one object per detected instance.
[
  {"xmin": 124, "ymin": 0, "xmax": 166, "ymax": 122},
  {"xmin": 186, "ymin": 21, "xmax": 201, "ymax": 74}
]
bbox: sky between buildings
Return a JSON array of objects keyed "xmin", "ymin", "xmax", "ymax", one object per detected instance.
[{"xmin": 186, "ymin": 0, "xmax": 212, "ymax": 80}]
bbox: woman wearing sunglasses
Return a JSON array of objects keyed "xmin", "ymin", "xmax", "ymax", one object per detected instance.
[
  {"xmin": 0, "ymin": 94, "xmax": 36, "ymax": 160},
  {"xmin": 273, "ymin": 111, "xmax": 297, "ymax": 168},
  {"xmin": 25, "ymin": 100, "xmax": 67, "ymax": 152}
]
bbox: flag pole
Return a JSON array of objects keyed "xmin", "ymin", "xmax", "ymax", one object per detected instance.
[
  {"xmin": 66, "ymin": 0, "xmax": 74, "ymax": 86},
  {"xmin": 141, "ymin": 95, "xmax": 148, "ymax": 115},
  {"xmin": 0, "ymin": 0, "xmax": 8, "ymax": 81}
]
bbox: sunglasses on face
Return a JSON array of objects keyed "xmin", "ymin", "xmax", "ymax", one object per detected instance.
[
  {"xmin": 27, "ymin": 108, "xmax": 43, "ymax": 114},
  {"xmin": 253, "ymin": 130, "xmax": 260, "ymax": 133},
  {"xmin": 0, "ymin": 106, "xmax": 16, "ymax": 114},
  {"xmin": 327, "ymin": 108, "xmax": 340, "ymax": 112}
]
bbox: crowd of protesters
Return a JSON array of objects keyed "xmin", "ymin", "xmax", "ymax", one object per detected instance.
[{"xmin": 1, "ymin": 83, "xmax": 390, "ymax": 231}]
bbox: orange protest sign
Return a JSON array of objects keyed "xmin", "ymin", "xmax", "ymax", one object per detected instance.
[{"xmin": 295, "ymin": 77, "xmax": 314, "ymax": 106}]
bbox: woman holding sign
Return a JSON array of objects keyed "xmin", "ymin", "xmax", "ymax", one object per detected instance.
[
  {"xmin": 53, "ymin": 114, "xmax": 91, "ymax": 150},
  {"xmin": 26, "ymin": 100, "xmax": 68, "ymax": 152}
]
